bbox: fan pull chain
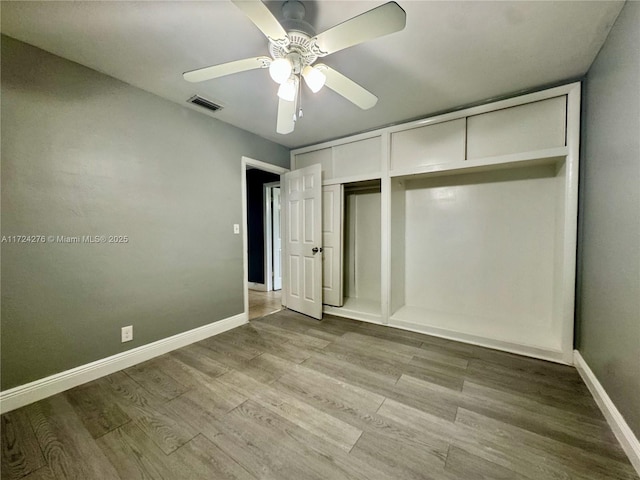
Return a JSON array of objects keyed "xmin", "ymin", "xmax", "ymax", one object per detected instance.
[
  {"xmin": 297, "ymin": 75, "xmax": 303, "ymax": 120},
  {"xmin": 292, "ymin": 79, "xmax": 298, "ymax": 122}
]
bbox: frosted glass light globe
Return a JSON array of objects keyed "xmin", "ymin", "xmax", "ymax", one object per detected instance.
[
  {"xmin": 277, "ymin": 77, "xmax": 298, "ymax": 102},
  {"xmin": 302, "ymin": 66, "xmax": 326, "ymax": 93},
  {"xmin": 269, "ymin": 58, "xmax": 292, "ymax": 84}
]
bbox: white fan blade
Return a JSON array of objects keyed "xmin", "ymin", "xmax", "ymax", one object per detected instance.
[
  {"xmin": 183, "ymin": 56, "xmax": 270, "ymax": 83},
  {"xmin": 316, "ymin": 64, "xmax": 378, "ymax": 110},
  {"xmin": 277, "ymin": 97, "xmax": 296, "ymax": 134},
  {"xmin": 310, "ymin": 2, "xmax": 406, "ymax": 56},
  {"xmin": 232, "ymin": 0, "xmax": 289, "ymax": 46}
]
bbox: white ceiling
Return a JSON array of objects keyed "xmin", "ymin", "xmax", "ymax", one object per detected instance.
[{"xmin": 1, "ymin": 1, "xmax": 623, "ymax": 149}]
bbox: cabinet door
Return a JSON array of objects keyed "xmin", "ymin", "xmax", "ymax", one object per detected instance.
[
  {"xmin": 467, "ymin": 96, "xmax": 567, "ymax": 159},
  {"xmin": 390, "ymin": 119, "xmax": 466, "ymax": 172},
  {"xmin": 333, "ymin": 137, "xmax": 381, "ymax": 178},
  {"xmin": 294, "ymin": 148, "xmax": 332, "ymax": 179}
]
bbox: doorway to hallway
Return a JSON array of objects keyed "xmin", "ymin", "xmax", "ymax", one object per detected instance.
[{"xmin": 241, "ymin": 156, "xmax": 288, "ymax": 319}]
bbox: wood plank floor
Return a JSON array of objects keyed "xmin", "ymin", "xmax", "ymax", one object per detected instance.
[
  {"xmin": 248, "ymin": 290, "xmax": 282, "ymax": 320},
  {"xmin": 2, "ymin": 310, "xmax": 638, "ymax": 480}
]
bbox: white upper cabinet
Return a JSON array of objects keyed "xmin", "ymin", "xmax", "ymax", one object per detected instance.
[
  {"xmin": 466, "ymin": 96, "xmax": 567, "ymax": 159},
  {"xmin": 293, "ymin": 136, "xmax": 381, "ymax": 183},
  {"xmin": 294, "ymin": 148, "xmax": 332, "ymax": 179},
  {"xmin": 390, "ymin": 118, "xmax": 466, "ymax": 173},
  {"xmin": 333, "ymin": 137, "xmax": 381, "ymax": 178},
  {"xmin": 294, "ymin": 92, "xmax": 569, "ymax": 180}
]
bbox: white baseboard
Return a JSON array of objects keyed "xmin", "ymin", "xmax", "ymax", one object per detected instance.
[
  {"xmin": 0, "ymin": 312, "xmax": 248, "ymax": 414},
  {"xmin": 323, "ymin": 305, "xmax": 383, "ymax": 325},
  {"xmin": 389, "ymin": 317, "xmax": 571, "ymax": 365},
  {"xmin": 574, "ymin": 350, "xmax": 640, "ymax": 474},
  {"xmin": 248, "ymin": 282, "xmax": 267, "ymax": 292}
]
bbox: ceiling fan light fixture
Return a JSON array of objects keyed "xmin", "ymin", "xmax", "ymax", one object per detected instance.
[
  {"xmin": 277, "ymin": 76, "xmax": 298, "ymax": 101},
  {"xmin": 185, "ymin": 0, "xmax": 407, "ymax": 134},
  {"xmin": 269, "ymin": 58, "xmax": 292, "ymax": 84},
  {"xmin": 302, "ymin": 65, "xmax": 326, "ymax": 93}
]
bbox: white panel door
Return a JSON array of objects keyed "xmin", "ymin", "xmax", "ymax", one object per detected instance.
[
  {"xmin": 283, "ymin": 164, "xmax": 323, "ymax": 319},
  {"xmin": 322, "ymin": 184, "xmax": 343, "ymax": 307},
  {"xmin": 272, "ymin": 187, "xmax": 282, "ymax": 291}
]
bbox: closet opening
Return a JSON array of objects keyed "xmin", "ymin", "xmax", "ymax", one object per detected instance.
[
  {"xmin": 323, "ymin": 179, "xmax": 382, "ymax": 323},
  {"xmin": 389, "ymin": 161, "xmax": 565, "ymax": 351}
]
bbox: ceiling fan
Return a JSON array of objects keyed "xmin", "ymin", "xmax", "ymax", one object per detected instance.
[{"xmin": 184, "ymin": 0, "xmax": 406, "ymax": 134}]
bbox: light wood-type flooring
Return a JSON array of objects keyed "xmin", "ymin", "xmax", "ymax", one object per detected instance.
[
  {"xmin": 2, "ymin": 309, "xmax": 638, "ymax": 480},
  {"xmin": 248, "ymin": 289, "xmax": 282, "ymax": 320}
]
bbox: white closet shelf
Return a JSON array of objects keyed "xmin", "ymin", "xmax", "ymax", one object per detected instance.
[
  {"xmin": 322, "ymin": 172, "xmax": 382, "ymax": 186},
  {"xmin": 389, "ymin": 146, "xmax": 568, "ymax": 180},
  {"xmin": 324, "ymin": 297, "xmax": 382, "ymax": 324}
]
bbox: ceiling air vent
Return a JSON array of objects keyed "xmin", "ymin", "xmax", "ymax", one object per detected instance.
[{"xmin": 187, "ymin": 95, "xmax": 223, "ymax": 113}]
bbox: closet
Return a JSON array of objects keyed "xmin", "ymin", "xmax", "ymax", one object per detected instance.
[
  {"xmin": 390, "ymin": 164, "xmax": 566, "ymax": 353},
  {"xmin": 289, "ymin": 83, "xmax": 580, "ymax": 364},
  {"xmin": 344, "ymin": 182, "xmax": 381, "ymax": 314},
  {"xmin": 324, "ymin": 181, "xmax": 382, "ymax": 323},
  {"xmin": 293, "ymin": 135, "xmax": 384, "ymax": 324}
]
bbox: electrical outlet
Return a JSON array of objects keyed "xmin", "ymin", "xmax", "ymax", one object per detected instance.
[
  {"xmin": 233, "ymin": 224, "xmax": 240, "ymax": 234},
  {"xmin": 121, "ymin": 325, "xmax": 133, "ymax": 343}
]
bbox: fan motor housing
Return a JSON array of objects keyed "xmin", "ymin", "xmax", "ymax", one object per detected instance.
[
  {"xmin": 269, "ymin": 1, "xmax": 317, "ymax": 69},
  {"xmin": 269, "ymin": 31, "xmax": 317, "ymax": 71}
]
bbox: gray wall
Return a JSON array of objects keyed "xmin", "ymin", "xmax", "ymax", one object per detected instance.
[
  {"xmin": 576, "ymin": 1, "xmax": 640, "ymax": 437},
  {"xmin": 0, "ymin": 35, "xmax": 290, "ymax": 390}
]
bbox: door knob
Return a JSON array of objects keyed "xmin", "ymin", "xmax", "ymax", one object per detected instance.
[{"xmin": 312, "ymin": 247, "xmax": 323, "ymax": 254}]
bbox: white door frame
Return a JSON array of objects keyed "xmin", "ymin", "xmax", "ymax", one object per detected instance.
[
  {"xmin": 264, "ymin": 181, "xmax": 281, "ymax": 292},
  {"xmin": 241, "ymin": 157, "xmax": 289, "ymax": 316}
]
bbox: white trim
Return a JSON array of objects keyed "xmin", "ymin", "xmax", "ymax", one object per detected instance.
[
  {"xmin": 380, "ymin": 130, "xmax": 391, "ymax": 325},
  {"xmin": 264, "ymin": 181, "xmax": 281, "ymax": 292},
  {"xmin": 0, "ymin": 313, "xmax": 247, "ymax": 414},
  {"xmin": 321, "ymin": 173, "xmax": 382, "ymax": 187},
  {"xmin": 388, "ymin": 146, "xmax": 568, "ymax": 179},
  {"xmin": 390, "ymin": 317, "xmax": 570, "ymax": 365},
  {"xmin": 264, "ymin": 184, "xmax": 274, "ymax": 292},
  {"xmin": 324, "ymin": 306, "xmax": 383, "ymax": 325},
  {"xmin": 574, "ymin": 350, "xmax": 640, "ymax": 475},
  {"xmin": 241, "ymin": 157, "xmax": 289, "ymax": 316},
  {"xmin": 560, "ymin": 84, "xmax": 581, "ymax": 357}
]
